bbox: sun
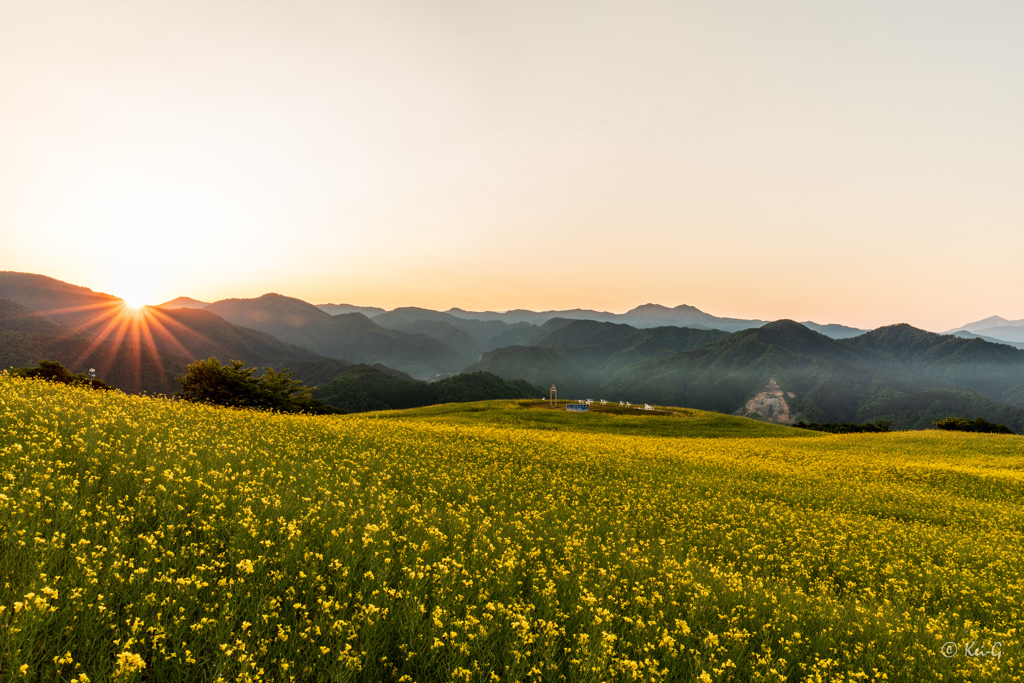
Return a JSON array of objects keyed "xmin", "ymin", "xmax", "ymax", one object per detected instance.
[
  {"xmin": 120, "ymin": 294, "xmax": 150, "ymax": 310},
  {"xmin": 115, "ymin": 281, "xmax": 157, "ymax": 311}
]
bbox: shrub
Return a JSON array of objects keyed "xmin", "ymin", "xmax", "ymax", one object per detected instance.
[
  {"xmin": 10, "ymin": 360, "xmax": 111, "ymax": 390},
  {"xmin": 932, "ymin": 417, "xmax": 1014, "ymax": 434},
  {"xmin": 792, "ymin": 420, "xmax": 891, "ymax": 434}
]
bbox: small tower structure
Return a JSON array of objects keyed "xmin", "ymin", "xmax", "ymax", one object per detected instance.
[{"xmin": 550, "ymin": 384, "xmax": 557, "ymax": 407}]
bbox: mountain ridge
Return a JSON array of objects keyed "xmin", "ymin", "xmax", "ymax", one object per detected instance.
[
  {"xmin": 10, "ymin": 270, "xmax": 1024, "ymax": 432},
  {"xmin": 0, "ymin": 275, "xmax": 361, "ymax": 394},
  {"xmin": 205, "ymin": 294, "xmax": 468, "ymax": 376}
]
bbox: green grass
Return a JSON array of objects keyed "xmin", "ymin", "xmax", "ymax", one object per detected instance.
[{"xmin": 369, "ymin": 399, "xmax": 822, "ymax": 439}]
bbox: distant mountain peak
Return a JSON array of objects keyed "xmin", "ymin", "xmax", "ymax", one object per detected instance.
[
  {"xmin": 629, "ymin": 303, "xmax": 674, "ymax": 313},
  {"xmin": 755, "ymin": 320, "xmax": 824, "ymax": 338},
  {"xmin": 626, "ymin": 303, "xmax": 706, "ymax": 315},
  {"xmin": 317, "ymin": 303, "xmax": 386, "ymax": 317},
  {"xmin": 211, "ymin": 292, "xmax": 327, "ymax": 312},
  {"xmin": 742, "ymin": 320, "xmax": 843, "ymax": 353},
  {"xmin": 390, "ymin": 306, "xmax": 441, "ymax": 314},
  {"xmin": 869, "ymin": 323, "xmax": 929, "ymax": 336},
  {"xmin": 157, "ymin": 296, "xmax": 208, "ymax": 309},
  {"xmin": 945, "ymin": 315, "xmax": 1024, "ymax": 335},
  {"xmin": 964, "ymin": 315, "xmax": 1010, "ymax": 328},
  {"xmin": 760, "ymin": 319, "xmax": 804, "ymax": 330}
]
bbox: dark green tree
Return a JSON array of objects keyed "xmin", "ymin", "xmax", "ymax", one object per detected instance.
[{"xmin": 175, "ymin": 357, "xmax": 343, "ymax": 414}]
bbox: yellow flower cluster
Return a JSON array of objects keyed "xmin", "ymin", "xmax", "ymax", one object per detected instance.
[{"xmin": 1, "ymin": 374, "xmax": 1022, "ymax": 681}]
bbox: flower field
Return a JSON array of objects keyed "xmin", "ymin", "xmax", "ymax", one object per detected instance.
[{"xmin": 1, "ymin": 375, "xmax": 1023, "ymax": 682}]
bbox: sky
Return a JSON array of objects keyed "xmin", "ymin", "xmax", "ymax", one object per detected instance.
[{"xmin": 2, "ymin": 0, "xmax": 1022, "ymax": 331}]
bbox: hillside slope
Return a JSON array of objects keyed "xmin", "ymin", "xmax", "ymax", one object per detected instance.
[
  {"xmin": 472, "ymin": 319, "xmax": 1024, "ymax": 431},
  {"xmin": 2, "ymin": 375, "xmax": 1021, "ymax": 682}
]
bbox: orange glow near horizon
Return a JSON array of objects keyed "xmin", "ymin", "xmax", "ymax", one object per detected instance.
[
  {"xmin": 4, "ymin": 2, "xmax": 1024, "ymax": 333},
  {"xmin": 15, "ymin": 296, "xmax": 233, "ymax": 395}
]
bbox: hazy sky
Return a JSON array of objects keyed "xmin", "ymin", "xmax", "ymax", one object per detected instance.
[{"xmin": 2, "ymin": 1, "xmax": 1022, "ymax": 330}]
